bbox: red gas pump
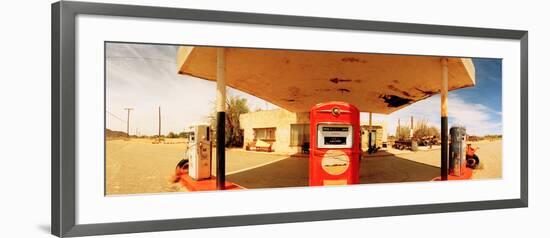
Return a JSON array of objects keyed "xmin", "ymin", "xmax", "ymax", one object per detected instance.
[{"xmin": 309, "ymin": 102, "xmax": 361, "ymax": 186}]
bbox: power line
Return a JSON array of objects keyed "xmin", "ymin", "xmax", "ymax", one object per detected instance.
[{"xmin": 106, "ymin": 110, "xmax": 126, "ymax": 122}]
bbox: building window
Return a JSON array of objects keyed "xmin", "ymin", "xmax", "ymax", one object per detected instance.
[
  {"xmin": 290, "ymin": 124, "xmax": 310, "ymax": 146},
  {"xmin": 254, "ymin": 127, "xmax": 276, "ymax": 141}
]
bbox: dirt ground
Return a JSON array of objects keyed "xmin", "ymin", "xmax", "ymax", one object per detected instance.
[
  {"xmin": 106, "ymin": 139, "xmax": 502, "ymax": 195},
  {"xmin": 105, "ymin": 138, "xmax": 188, "ymax": 195},
  {"xmin": 106, "ymin": 139, "xmax": 287, "ymax": 195},
  {"xmin": 387, "ymin": 140, "xmax": 502, "ymax": 180},
  {"xmin": 469, "ymin": 140, "xmax": 503, "ymax": 179}
]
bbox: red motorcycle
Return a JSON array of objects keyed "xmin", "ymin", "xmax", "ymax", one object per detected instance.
[{"xmin": 466, "ymin": 144, "xmax": 480, "ymax": 169}]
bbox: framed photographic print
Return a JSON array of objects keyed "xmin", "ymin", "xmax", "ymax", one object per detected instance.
[{"xmin": 52, "ymin": 1, "xmax": 528, "ymax": 237}]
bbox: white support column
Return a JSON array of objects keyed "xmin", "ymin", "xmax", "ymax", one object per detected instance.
[
  {"xmin": 441, "ymin": 59, "xmax": 448, "ymax": 118},
  {"xmin": 216, "ymin": 49, "xmax": 226, "ymax": 113},
  {"xmin": 368, "ymin": 112, "xmax": 373, "ymax": 152}
]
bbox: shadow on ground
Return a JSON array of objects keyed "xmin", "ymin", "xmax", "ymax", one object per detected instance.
[
  {"xmin": 359, "ymin": 155, "xmax": 439, "ymax": 184},
  {"xmin": 227, "ymin": 155, "xmax": 309, "ymax": 189},
  {"xmin": 227, "ymin": 152, "xmax": 440, "ymax": 189}
]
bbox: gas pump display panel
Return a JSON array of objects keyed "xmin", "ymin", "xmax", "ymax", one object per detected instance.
[{"xmin": 317, "ymin": 124, "xmax": 353, "ymax": 149}]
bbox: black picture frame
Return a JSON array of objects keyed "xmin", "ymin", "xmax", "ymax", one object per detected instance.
[{"xmin": 52, "ymin": 1, "xmax": 528, "ymax": 237}]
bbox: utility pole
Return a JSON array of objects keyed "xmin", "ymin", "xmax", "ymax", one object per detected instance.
[
  {"xmin": 124, "ymin": 108, "xmax": 133, "ymax": 137},
  {"xmin": 158, "ymin": 106, "xmax": 162, "ymax": 139},
  {"xmin": 398, "ymin": 118, "xmax": 401, "ymax": 138},
  {"xmin": 410, "ymin": 116, "xmax": 414, "ymax": 139}
]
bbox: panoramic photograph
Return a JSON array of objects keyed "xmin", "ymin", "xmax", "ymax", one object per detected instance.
[{"xmin": 105, "ymin": 42, "xmax": 502, "ymax": 195}]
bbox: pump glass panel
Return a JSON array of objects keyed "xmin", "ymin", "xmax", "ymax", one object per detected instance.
[
  {"xmin": 189, "ymin": 132, "xmax": 195, "ymax": 142},
  {"xmin": 317, "ymin": 124, "xmax": 353, "ymax": 149}
]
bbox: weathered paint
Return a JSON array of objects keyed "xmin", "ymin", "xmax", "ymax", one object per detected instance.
[
  {"xmin": 309, "ymin": 102, "xmax": 361, "ymax": 186},
  {"xmin": 329, "ymin": 78, "xmax": 352, "ymax": 84},
  {"xmin": 341, "ymin": 57, "xmax": 367, "ymax": 63},
  {"xmin": 380, "ymin": 94, "xmax": 413, "ymax": 108},
  {"xmin": 177, "ymin": 47, "xmax": 475, "ymax": 114}
]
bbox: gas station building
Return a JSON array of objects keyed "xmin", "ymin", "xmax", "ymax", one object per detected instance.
[
  {"xmin": 239, "ymin": 109, "xmax": 310, "ymax": 154},
  {"xmin": 239, "ymin": 108, "xmax": 387, "ymax": 154},
  {"xmin": 360, "ymin": 121, "xmax": 388, "ymax": 149}
]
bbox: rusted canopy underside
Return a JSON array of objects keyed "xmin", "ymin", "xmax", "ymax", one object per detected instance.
[{"xmin": 177, "ymin": 47, "xmax": 475, "ymax": 114}]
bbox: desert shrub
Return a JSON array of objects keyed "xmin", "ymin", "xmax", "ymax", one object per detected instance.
[
  {"xmin": 167, "ymin": 132, "xmax": 178, "ymax": 138},
  {"xmin": 413, "ymin": 119, "xmax": 440, "ymax": 140},
  {"xmin": 396, "ymin": 126, "xmax": 411, "ymax": 140}
]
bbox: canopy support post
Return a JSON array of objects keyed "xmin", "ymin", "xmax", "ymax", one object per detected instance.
[
  {"xmin": 441, "ymin": 58, "xmax": 449, "ymax": 181},
  {"xmin": 368, "ymin": 112, "xmax": 373, "ymax": 153},
  {"xmin": 216, "ymin": 48, "xmax": 226, "ymax": 190}
]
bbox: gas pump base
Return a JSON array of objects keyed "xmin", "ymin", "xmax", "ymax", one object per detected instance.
[
  {"xmin": 180, "ymin": 173, "xmax": 243, "ymax": 191},
  {"xmin": 431, "ymin": 167, "xmax": 473, "ymax": 181}
]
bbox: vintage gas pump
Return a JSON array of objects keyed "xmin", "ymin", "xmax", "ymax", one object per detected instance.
[
  {"xmin": 449, "ymin": 126, "xmax": 467, "ymax": 176},
  {"xmin": 187, "ymin": 124, "xmax": 212, "ymax": 180},
  {"xmin": 309, "ymin": 102, "xmax": 361, "ymax": 186}
]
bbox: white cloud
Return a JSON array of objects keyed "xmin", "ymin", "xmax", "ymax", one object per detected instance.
[
  {"xmin": 106, "ymin": 43, "xmax": 279, "ymax": 136},
  {"xmin": 447, "ymin": 94, "xmax": 501, "ymax": 135},
  {"xmin": 363, "ymin": 94, "xmax": 502, "ymax": 136}
]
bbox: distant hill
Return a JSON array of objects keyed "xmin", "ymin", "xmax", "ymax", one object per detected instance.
[{"xmin": 106, "ymin": 129, "xmax": 128, "ymax": 138}]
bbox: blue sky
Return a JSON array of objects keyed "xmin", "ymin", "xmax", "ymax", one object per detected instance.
[
  {"xmin": 461, "ymin": 58, "xmax": 502, "ymax": 113},
  {"xmin": 106, "ymin": 43, "xmax": 502, "ymax": 136},
  {"xmin": 368, "ymin": 58, "xmax": 502, "ymax": 136},
  {"xmin": 453, "ymin": 58, "xmax": 502, "ymax": 134}
]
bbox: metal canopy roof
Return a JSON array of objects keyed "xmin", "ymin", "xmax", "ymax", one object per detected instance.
[{"xmin": 177, "ymin": 47, "xmax": 475, "ymax": 114}]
